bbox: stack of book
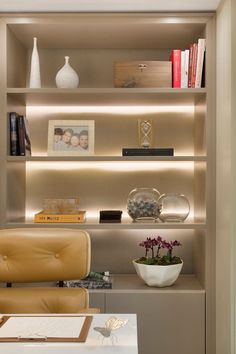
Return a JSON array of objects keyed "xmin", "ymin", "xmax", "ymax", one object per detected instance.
[
  {"xmin": 9, "ymin": 112, "xmax": 31, "ymax": 156},
  {"xmin": 62, "ymin": 271, "xmax": 112, "ymax": 289},
  {"xmin": 170, "ymin": 38, "xmax": 206, "ymax": 88},
  {"xmin": 34, "ymin": 210, "xmax": 86, "ymax": 223}
]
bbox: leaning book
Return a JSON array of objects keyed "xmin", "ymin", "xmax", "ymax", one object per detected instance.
[{"xmin": 34, "ymin": 210, "xmax": 86, "ymax": 223}]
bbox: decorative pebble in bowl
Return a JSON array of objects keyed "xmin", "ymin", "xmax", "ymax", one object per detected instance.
[{"xmin": 127, "ymin": 188, "xmax": 161, "ymax": 222}]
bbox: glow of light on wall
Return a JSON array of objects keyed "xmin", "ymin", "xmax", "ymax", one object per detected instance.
[
  {"xmin": 26, "ymin": 161, "xmax": 194, "ymax": 172},
  {"xmin": 27, "ymin": 105, "xmax": 194, "ymax": 115}
]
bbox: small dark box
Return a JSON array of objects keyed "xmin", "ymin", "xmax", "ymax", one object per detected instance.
[{"xmin": 99, "ymin": 210, "xmax": 123, "ymax": 223}]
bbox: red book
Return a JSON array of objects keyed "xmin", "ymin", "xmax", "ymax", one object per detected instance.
[
  {"xmin": 191, "ymin": 43, "xmax": 198, "ymax": 88},
  {"xmin": 170, "ymin": 49, "xmax": 181, "ymax": 88}
]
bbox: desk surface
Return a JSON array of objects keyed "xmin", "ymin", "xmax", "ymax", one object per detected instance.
[{"xmin": 0, "ymin": 314, "xmax": 138, "ymax": 354}]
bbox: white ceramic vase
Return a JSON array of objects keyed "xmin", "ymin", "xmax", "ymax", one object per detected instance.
[
  {"xmin": 55, "ymin": 56, "xmax": 79, "ymax": 88},
  {"xmin": 133, "ymin": 259, "xmax": 183, "ymax": 287},
  {"xmin": 29, "ymin": 37, "xmax": 41, "ymax": 88}
]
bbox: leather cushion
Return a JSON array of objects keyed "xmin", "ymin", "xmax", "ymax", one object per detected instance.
[
  {"xmin": 0, "ymin": 228, "xmax": 91, "ymax": 283},
  {"xmin": 0, "ymin": 287, "xmax": 90, "ymax": 314}
]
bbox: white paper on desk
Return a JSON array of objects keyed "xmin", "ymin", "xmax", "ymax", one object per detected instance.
[{"xmin": 0, "ymin": 316, "xmax": 86, "ymax": 338}]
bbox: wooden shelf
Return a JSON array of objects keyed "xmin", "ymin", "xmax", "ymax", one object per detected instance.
[
  {"xmin": 7, "ymin": 156, "xmax": 207, "ymax": 162},
  {"xmin": 7, "ymin": 88, "xmax": 206, "ymax": 106},
  {"xmin": 89, "ymin": 274, "xmax": 205, "ymax": 293},
  {"xmin": 6, "ymin": 219, "xmax": 206, "ymax": 230},
  {"xmin": 0, "ymin": 274, "xmax": 204, "ymax": 293}
]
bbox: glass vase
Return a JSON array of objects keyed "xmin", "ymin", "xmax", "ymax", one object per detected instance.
[
  {"xmin": 158, "ymin": 193, "xmax": 190, "ymax": 222},
  {"xmin": 127, "ymin": 188, "xmax": 161, "ymax": 222}
]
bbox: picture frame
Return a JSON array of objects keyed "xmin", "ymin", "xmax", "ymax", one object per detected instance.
[{"xmin": 47, "ymin": 120, "xmax": 95, "ymax": 156}]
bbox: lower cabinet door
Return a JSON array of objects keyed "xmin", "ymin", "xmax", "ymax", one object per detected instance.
[
  {"xmin": 89, "ymin": 292, "xmax": 105, "ymax": 313},
  {"xmin": 106, "ymin": 292, "xmax": 205, "ymax": 354}
]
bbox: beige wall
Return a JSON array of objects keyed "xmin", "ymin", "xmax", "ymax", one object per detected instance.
[
  {"xmin": 232, "ymin": 0, "xmax": 236, "ymax": 350},
  {"xmin": 216, "ymin": 0, "xmax": 235, "ymax": 353}
]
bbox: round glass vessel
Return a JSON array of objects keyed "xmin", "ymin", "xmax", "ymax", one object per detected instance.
[
  {"xmin": 127, "ymin": 188, "xmax": 161, "ymax": 222},
  {"xmin": 158, "ymin": 193, "xmax": 190, "ymax": 222}
]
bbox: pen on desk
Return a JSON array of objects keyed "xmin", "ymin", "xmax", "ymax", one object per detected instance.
[{"xmin": 18, "ymin": 336, "xmax": 47, "ymax": 341}]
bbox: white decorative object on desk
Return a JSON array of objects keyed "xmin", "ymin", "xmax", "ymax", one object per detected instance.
[
  {"xmin": 56, "ymin": 56, "xmax": 79, "ymax": 88},
  {"xmin": 29, "ymin": 37, "xmax": 41, "ymax": 88},
  {"xmin": 94, "ymin": 316, "xmax": 128, "ymax": 345}
]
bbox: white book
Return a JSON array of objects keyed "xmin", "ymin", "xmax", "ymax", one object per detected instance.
[
  {"xmin": 181, "ymin": 51, "xmax": 185, "ymax": 88},
  {"xmin": 195, "ymin": 38, "xmax": 206, "ymax": 88},
  {"xmin": 184, "ymin": 49, "xmax": 189, "ymax": 88}
]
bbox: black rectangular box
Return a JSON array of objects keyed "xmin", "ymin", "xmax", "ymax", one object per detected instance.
[
  {"xmin": 99, "ymin": 210, "xmax": 122, "ymax": 223},
  {"xmin": 122, "ymin": 148, "xmax": 174, "ymax": 156}
]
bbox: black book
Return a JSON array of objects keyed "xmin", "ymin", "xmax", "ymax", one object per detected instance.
[
  {"xmin": 122, "ymin": 148, "xmax": 174, "ymax": 156},
  {"xmin": 9, "ymin": 112, "xmax": 19, "ymax": 156},
  {"xmin": 17, "ymin": 115, "xmax": 26, "ymax": 156}
]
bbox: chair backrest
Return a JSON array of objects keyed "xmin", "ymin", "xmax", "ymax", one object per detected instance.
[{"xmin": 0, "ymin": 228, "xmax": 91, "ymax": 283}]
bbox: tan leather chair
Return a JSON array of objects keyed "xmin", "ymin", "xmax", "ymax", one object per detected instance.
[{"xmin": 0, "ymin": 228, "xmax": 99, "ymax": 314}]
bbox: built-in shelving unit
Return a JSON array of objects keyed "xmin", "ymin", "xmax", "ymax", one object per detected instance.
[{"xmin": 0, "ymin": 13, "xmax": 216, "ymax": 354}]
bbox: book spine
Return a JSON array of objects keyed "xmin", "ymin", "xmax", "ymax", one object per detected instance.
[
  {"xmin": 34, "ymin": 212, "xmax": 86, "ymax": 223},
  {"xmin": 18, "ymin": 115, "xmax": 26, "ymax": 156},
  {"xmin": 23, "ymin": 116, "xmax": 32, "ymax": 156},
  {"xmin": 181, "ymin": 51, "xmax": 185, "ymax": 88},
  {"xmin": 184, "ymin": 49, "xmax": 189, "ymax": 89},
  {"xmin": 188, "ymin": 44, "xmax": 194, "ymax": 88},
  {"xmin": 191, "ymin": 43, "xmax": 198, "ymax": 88},
  {"xmin": 65, "ymin": 280, "xmax": 112, "ymax": 289},
  {"xmin": 9, "ymin": 112, "xmax": 19, "ymax": 156},
  {"xmin": 170, "ymin": 49, "xmax": 181, "ymax": 88},
  {"xmin": 195, "ymin": 38, "xmax": 206, "ymax": 88}
]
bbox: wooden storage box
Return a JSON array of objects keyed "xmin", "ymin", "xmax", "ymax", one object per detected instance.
[{"xmin": 114, "ymin": 61, "xmax": 172, "ymax": 88}]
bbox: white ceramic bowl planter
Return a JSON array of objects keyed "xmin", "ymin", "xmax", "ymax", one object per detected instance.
[{"xmin": 133, "ymin": 259, "xmax": 183, "ymax": 287}]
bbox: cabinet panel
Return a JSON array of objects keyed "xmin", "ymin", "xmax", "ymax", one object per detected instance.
[
  {"xmin": 89, "ymin": 292, "xmax": 105, "ymax": 313},
  {"xmin": 106, "ymin": 292, "xmax": 205, "ymax": 354}
]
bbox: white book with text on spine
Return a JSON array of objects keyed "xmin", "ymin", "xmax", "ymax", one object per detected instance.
[
  {"xmin": 195, "ymin": 38, "xmax": 206, "ymax": 88},
  {"xmin": 184, "ymin": 49, "xmax": 189, "ymax": 88}
]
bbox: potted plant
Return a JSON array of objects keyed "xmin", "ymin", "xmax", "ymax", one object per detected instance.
[{"xmin": 133, "ymin": 236, "xmax": 183, "ymax": 287}]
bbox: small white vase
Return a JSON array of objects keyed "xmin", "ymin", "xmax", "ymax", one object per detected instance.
[
  {"xmin": 55, "ymin": 56, "xmax": 79, "ymax": 88},
  {"xmin": 133, "ymin": 259, "xmax": 183, "ymax": 287},
  {"xmin": 29, "ymin": 37, "xmax": 41, "ymax": 88}
]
